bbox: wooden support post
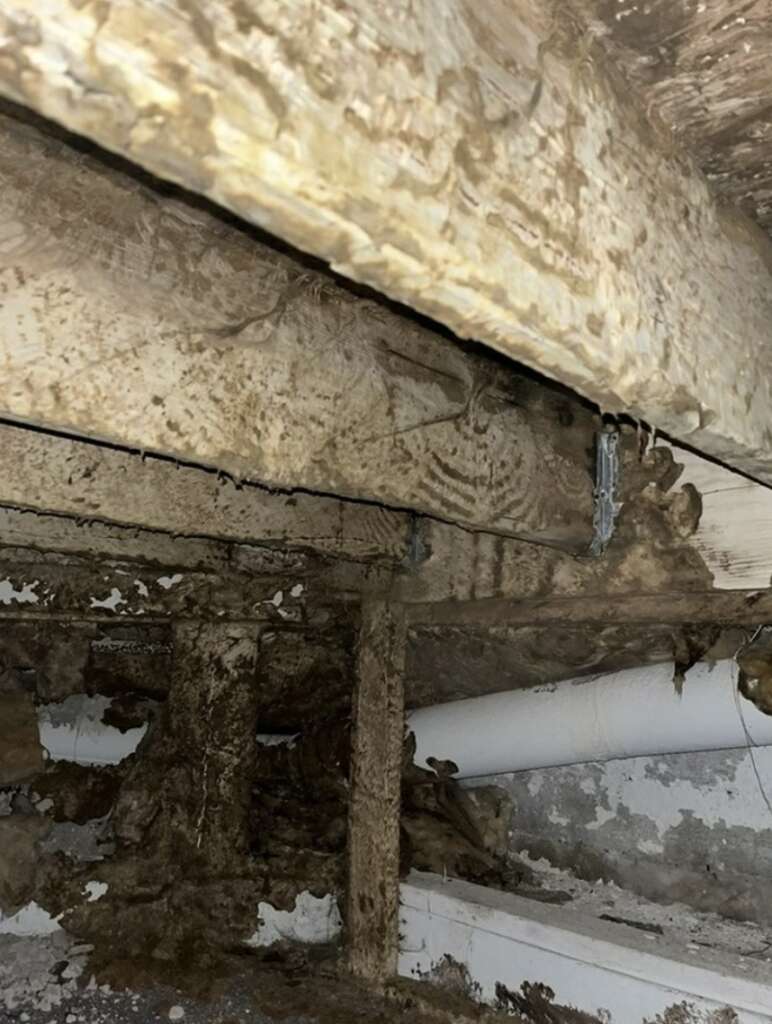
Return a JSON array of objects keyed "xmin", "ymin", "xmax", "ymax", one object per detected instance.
[
  {"xmin": 64, "ymin": 620, "xmax": 263, "ymax": 959},
  {"xmin": 347, "ymin": 599, "xmax": 407, "ymax": 983}
]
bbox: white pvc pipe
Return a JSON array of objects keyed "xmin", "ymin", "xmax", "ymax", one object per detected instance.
[{"xmin": 407, "ymin": 660, "xmax": 772, "ymax": 779}]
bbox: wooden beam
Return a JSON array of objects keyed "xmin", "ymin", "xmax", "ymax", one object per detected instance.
[
  {"xmin": 661, "ymin": 443, "xmax": 772, "ymax": 591},
  {"xmin": 0, "ymin": 548, "xmax": 361, "ymax": 624},
  {"xmin": 0, "ymin": 424, "xmax": 409, "ymax": 564},
  {"xmin": 403, "ymin": 437, "xmax": 772, "ymax": 606},
  {"xmin": 405, "ymin": 621, "xmax": 738, "ymax": 707},
  {"xmin": 347, "ymin": 599, "xmax": 406, "ymax": 983},
  {"xmin": 407, "ymin": 591, "xmax": 772, "ymax": 630},
  {"xmin": 0, "ymin": 110, "xmax": 595, "ymax": 552},
  {"xmin": 0, "ymin": 4, "xmax": 771, "ymax": 482},
  {"xmin": 0, "ymin": 505, "xmax": 282, "ymax": 574}
]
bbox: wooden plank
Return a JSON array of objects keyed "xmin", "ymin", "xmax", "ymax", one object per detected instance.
[
  {"xmin": 0, "ymin": 423, "xmax": 409, "ymax": 564},
  {"xmin": 407, "ymin": 591, "xmax": 772, "ymax": 630},
  {"xmin": 347, "ymin": 599, "xmax": 406, "ymax": 982},
  {"xmin": 0, "ymin": 110, "xmax": 595, "ymax": 551},
  {"xmin": 0, "ymin": 505, "xmax": 272, "ymax": 574},
  {"xmin": 401, "ymin": 436, "xmax": 772, "ymax": 605},
  {"xmin": 0, "ymin": 4, "xmax": 771, "ymax": 482},
  {"xmin": 666, "ymin": 443, "xmax": 772, "ymax": 591},
  {"xmin": 0, "ymin": 548, "xmax": 362, "ymax": 624}
]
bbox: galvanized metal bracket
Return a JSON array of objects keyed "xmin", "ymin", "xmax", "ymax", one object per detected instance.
[{"xmin": 589, "ymin": 423, "xmax": 622, "ymax": 557}]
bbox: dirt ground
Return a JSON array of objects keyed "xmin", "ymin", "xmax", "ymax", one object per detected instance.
[{"xmin": 0, "ymin": 932, "xmax": 525, "ymax": 1024}]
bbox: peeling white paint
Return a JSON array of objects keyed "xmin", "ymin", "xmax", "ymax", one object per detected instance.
[
  {"xmin": 581, "ymin": 747, "xmax": 772, "ymax": 839},
  {"xmin": 134, "ymin": 579, "xmax": 149, "ymax": 597},
  {"xmin": 89, "ymin": 588, "xmax": 126, "ymax": 611},
  {"xmin": 290, "ymin": 583, "xmax": 304, "ymax": 598},
  {"xmin": 547, "ymin": 810, "xmax": 570, "ymax": 827},
  {"xmin": 37, "ymin": 695, "xmax": 148, "ymax": 766},
  {"xmin": 475, "ymin": 743, "xmax": 772, "ymax": 899},
  {"xmin": 585, "ymin": 804, "xmax": 617, "ymax": 831},
  {"xmin": 637, "ymin": 838, "xmax": 665, "ymax": 856},
  {"xmin": 0, "ymin": 902, "xmax": 62, "ymax": 936},
  {"xmin": 526, "ymin": 775, "xmax": 543, "ymax": 798},
  {"xmin": 0, "ymin": 578, "xmax": 39, "ymax": 605},
  {"xmin": 263, "ymin": 588, "xmax": 297, "ymax": 620},
  {"xmin": 245, "ymin": 891, "xmax": 342, "ymax": 948},
  {"xmin": 157, "ymin": 574, "xmax": 183, "ymax": 590},
  {"xmin": 83, "ymin": 881, "xmax": 108, "ymax": 903}
]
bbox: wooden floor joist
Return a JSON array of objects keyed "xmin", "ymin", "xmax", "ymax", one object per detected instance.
[
  {"xmin": 0, "ymin": 423, "xmax": 409, "ymax": 564},
  {"xmin": 407, "ymin": 591, "xmax": 772, "ymax": 630},
  {"xmin": 0, "ymin": 108, "xmax": 596, "ymax": 551},
  {"xmin": 347, "ymin": 600, "xmax": 406, "ymax": 982},
  {"xmin": 0, "ymin": 542, "xmax": 373, "ymax": 623},
  {"xmin": 0, "ymin": 2, "xmax": 771, "ymax": 482}
]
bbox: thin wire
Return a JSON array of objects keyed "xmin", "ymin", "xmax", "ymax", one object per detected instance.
[{"xmin": 733, "ymin": 625, "xmax": 772, "ymax": 821}]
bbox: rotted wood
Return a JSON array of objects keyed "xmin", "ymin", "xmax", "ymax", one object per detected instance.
[
  {"xmin": 0, "ymin": 107, "xmax": 595, "ymax": 551},
  {"xmin": 347, "ymin": 600, "xmax": 407, "ymax": 982},
  {"xmin": 1, "ymin": 3, "xmax": 772, "ymax": 482},
  {"xmin": 59, "ymin": 620, "xmax": 263, "ymax": 959}
]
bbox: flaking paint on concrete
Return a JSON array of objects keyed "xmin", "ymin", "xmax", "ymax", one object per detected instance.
[{"xmin": 468, "ymin": 746, "xmax": 772, "ymax": 924}]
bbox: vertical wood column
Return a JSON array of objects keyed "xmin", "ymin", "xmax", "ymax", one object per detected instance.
[{"xmin": 347, "ymin": 599, "xmax": 407, "ymax": 982}]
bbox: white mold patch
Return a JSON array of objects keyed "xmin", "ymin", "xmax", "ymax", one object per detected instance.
[
  {"xmin": 0, "ymin": 902, "xmax": 62, "ymax": 937},
  {"xmin": 134, "ymin": 579, "xmax": 149, "ymax": 598},
  {"xmin": 157, "ymin": 574, "xmax": 183, "ymax": 590},
  {"xmin": 0, "ymin": 578, "xmax": 39, "ymax": 605},
  {"xmin": 246, "ymin": 891, "xmax": 342, "ymax": 948},
  {"xmin": 290, "ymin": 583, "xmax": 304, "ymax": 598},
  {"xmin": 37, "ymin": 695, "xmax": 147, "ymax": 766},
  {"xmin": 89, "ymin": 588, "xmax": 126, "ymax": 612}
]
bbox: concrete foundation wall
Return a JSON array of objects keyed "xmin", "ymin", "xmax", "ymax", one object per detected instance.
[
  {"xmin": 468, "ymin": 746, "xmax": 772, "ymax": 925},
  {"xmin": 400, "ymin": 872, "xmax": 772, "ymax": 1023}
]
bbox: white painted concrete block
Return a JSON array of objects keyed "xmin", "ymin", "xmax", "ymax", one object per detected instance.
[{"xmin": 399, "ymin": 873, "xmax": 772, "ymax": 1022}]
